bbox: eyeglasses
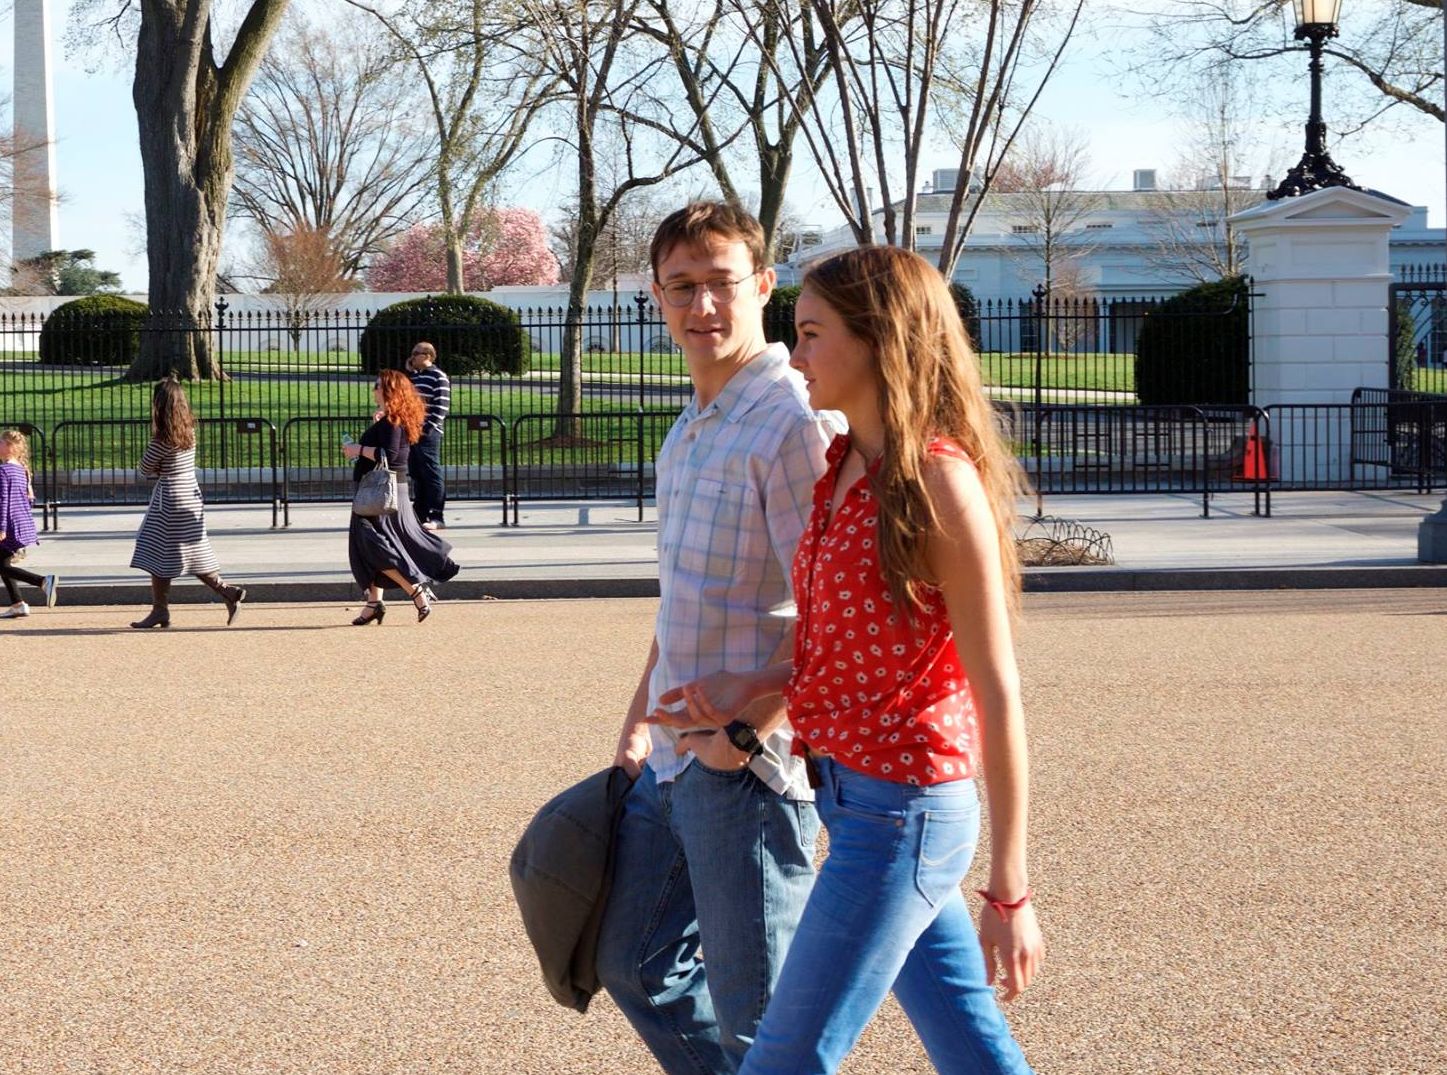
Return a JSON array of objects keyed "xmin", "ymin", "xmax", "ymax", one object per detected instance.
[{"xmin": 658, "ymin": 270, "xmax": 760, "ymax": 308}]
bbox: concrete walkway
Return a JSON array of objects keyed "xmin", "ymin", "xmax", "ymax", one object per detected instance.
[{"xmin": 15, "ymin": 488, "xmax": 1446, "ymax": 607}]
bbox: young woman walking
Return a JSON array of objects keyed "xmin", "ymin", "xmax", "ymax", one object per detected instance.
[
  {"xmin": 656, "ymin": 246, "xmax": 1042, "ymax": 1073},
  {"xmin": 129, "ymin": 379, "xmax": 247, "ymax": 628},
  {"xmin": 0, "ymin": 429, "xmax": 58, "ymax": 618}
]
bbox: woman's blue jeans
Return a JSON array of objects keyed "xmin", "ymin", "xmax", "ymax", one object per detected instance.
[{"xmin": 740, "ymin": 757, "xmax": 1033, "ymax": 1075}]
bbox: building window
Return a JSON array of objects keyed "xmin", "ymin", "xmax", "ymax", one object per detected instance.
[
  {"xmin": 1011, "ymin": 224, "xmax": 1039, "ymax": 234},
  {"xmin": 915, "ymin": 225, "xmax": 933, "ymax": 236},
  {"xmin": 1085, "ymin": 222, "xmax": 1114, "ymax": 230}
]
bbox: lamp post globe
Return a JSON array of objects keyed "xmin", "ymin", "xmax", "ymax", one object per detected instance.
[{"xmin": 1267, "ymin": 0, "xmax": 1360, "ymax": 200}]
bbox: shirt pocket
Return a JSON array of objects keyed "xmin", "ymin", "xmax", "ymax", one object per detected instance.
[{"xmin": 674, "ymin": 476, "xmax": 758, "ymax": 581}]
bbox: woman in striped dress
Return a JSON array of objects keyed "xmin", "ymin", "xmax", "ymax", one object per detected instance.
[{"xmin": 129, "ymin": 378, "xmax": 247, "ymax": 629}]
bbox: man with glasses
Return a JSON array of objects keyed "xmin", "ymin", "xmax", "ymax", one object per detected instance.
[
  {"xmin": 595, "ymin": 203, "xmax": 837, "ymax": 1073},
  {"xmin": 405, "ymin": 341, "xmax": 450, "ymax": 530}
]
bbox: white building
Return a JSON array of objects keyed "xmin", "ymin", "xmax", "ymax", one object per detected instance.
[{"xmin": 781, "ymin": 168, "xmax": 1445, "ymax": 306}]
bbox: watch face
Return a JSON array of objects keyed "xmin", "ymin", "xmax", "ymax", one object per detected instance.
[{"xmin": 728, "ymin": 722, "xmax": 763, "ymax": 756}]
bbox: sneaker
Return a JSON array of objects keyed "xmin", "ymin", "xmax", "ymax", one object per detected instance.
[
  {"xmin": 421, "ymin": 521, "xmax": 439, "ymax": 532},
  {"xmin": 41, "ymin": 575, "xmax": 59, "ymax": 608},
  {"xmin": 0, "ymin": 602, "xmax": 30, "ymax": 619}
]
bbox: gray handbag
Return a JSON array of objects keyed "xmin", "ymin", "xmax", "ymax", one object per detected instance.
[{"xmin": 352, "ymin": 448, "xmax": 399, "ymax": 517}]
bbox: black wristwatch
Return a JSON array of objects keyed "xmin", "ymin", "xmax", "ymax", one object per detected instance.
[{"xmin": 724, "ymin": 720, "xmax": 765, "ymax": 758}]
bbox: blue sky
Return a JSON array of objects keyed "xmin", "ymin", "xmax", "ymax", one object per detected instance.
[{"xmin": 8, "ymin": 1, "xmax": 1445, "ymax": 295}]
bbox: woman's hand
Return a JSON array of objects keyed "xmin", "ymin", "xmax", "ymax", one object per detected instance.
[
  {"xmin": 977, "ymin": 900, "xmax": 1044, "ymax": 1002},
  {"xmin": 342, "ymin": 443, "xmax": 362, "ymax": 460},
  {"xmin": 651, "ymin": 670, "xmax": 761, "ymax": 730}
]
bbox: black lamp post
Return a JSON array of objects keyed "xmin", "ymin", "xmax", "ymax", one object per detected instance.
[{"xmin": 1266, "ymin": 0, "xmax": 1361, "ymax": 201}]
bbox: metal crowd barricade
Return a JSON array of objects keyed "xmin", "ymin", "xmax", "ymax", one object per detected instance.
[
  {"xmin": 279, "ymin": 414, "xmax": 509, "ymax": 527},
  {"xmin": 1266, "ymin": 400, "xmax": 1447, "ymax": 495},
  {"xmin": 439, "ymin": 413, "xmax": 509, "ymax": 526},
  {"xmin": 279, "ymin": 416, "xmax": 373, "ymax": 527},
  {"xmin": 47, "ymin": 417, "xmax": 279, "ymax": 528},
  {"xmin": 506, "ymin": 410, "xmax": 678, "ymax": 525}
]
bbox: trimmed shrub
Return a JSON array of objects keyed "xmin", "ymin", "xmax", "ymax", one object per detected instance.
[
  {"xmin": 38, "ymin": 294, "xmax": 150, "ymax": 367},
  {"xmin": 1134, "ymin": 276, "xmax": 1249, "ymax": 405},
  {"xmin": 949, "ymin": 282, "xmax": 982, "ymax": 350},
  {"xmin": 764, "ymin": 284, "xmax": 801, "ymax": 350},
  {"xmin": 763, "ymin": 281, "xmax": 980, "ymax": 353},
  {"xmin": 358, "ymin": 294, "xmax": 532, "ymax": 376}
]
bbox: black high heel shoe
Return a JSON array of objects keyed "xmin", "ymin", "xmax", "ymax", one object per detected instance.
[
  {"xmin": 410, "ymin": 586, "xmax": 434, "ymax": 623},
  {"xmin": 223, "ymin": 585, "xmax": 248, "ymax": 626},
  {"xmin": 352, "ymin": 600, "xmax": 386, "ymax": 626}
]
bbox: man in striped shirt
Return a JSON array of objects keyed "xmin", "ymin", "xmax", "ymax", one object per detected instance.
[
  {"xmin": 595, "ymin": 203, "xmax": 837, "ymax": 1073},
  {"xmin": 406, "ymin": 341, "xmax": 450, "ymax": 530}
]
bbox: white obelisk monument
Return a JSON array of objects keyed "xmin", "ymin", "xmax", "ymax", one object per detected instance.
[{"xmin": 11, "ymin": 0, "xmax": 59, "ymax": 264}]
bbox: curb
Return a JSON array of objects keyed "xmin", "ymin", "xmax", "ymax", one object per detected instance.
[{"xmin": 37, "ymin": 564, "xmax": 1447, "ymax": 607}]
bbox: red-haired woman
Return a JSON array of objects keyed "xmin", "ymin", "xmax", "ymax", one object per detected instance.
[{"xmin": 342, "ymin": 368, "xmax": 459, "ymax": 624}]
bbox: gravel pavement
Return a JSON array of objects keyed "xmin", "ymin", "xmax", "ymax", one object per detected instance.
[{"xmin": 3, "ymin": 590, "xmax": 1444, "ymax": 1074}]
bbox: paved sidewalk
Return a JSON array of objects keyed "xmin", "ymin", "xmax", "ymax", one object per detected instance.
[{"xmin": 14, "ymin": 488, "xmax": 1447, "ymax": 606}]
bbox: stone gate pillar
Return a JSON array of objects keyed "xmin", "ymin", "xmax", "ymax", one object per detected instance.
[{"xmin": 1230, "ymin": 188, "xmax": 1412, "ymax": 484}]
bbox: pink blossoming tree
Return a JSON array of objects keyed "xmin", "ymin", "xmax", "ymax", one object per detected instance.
[{"xmin": 367, "ymin": 207, "xmax": 560, "ymax": 292}]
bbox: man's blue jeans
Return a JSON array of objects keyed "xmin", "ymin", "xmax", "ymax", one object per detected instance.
[
  {"xmin": 597, "ymin": 762, "xmax": 819, "ymax": 1074},
  {"xmin": 740, "ymin": 757, "xmax": 1033, "ymax": 1075},
  {"xmin": 409, "ymin": 431, "xmax": 445, "ymax": 524}
]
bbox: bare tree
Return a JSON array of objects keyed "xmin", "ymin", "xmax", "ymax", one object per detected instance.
[
  {"xmin": 993, "ymin": 127, "xmax": 1101, "ymax": 297},
  {"xmin": 517, "ymin": 0, "xmax": 712, "ymax": 438},
  {"xmin": 231, "ymin": 13, "xmax": 434, "ymax": 278},
  {"xmin": 346, "ymin": 0, "xmax": 559, "ymax": 293},
  {"xmin": 1139, "ymin": 67, "xmax": 1272, "ymax": 284},
  {"xmin": 1130, "ymin": 0, "xmax": 1444, "ymax": 132},
  {"xmin": 247, "ymin": 225, "xmax": 353, "ymax": 347},
  {"xmin": 69, "ymin": 0, "xmax": 291, "ymax": 379},
  {"xmin": 729, "ymin": 0, "xmax": 1085, "ymax": 278},
  {"xmin": 550, "ymin": 188, "xmax": 668, "ymax": 287},
  {"xmin": 632, "ymin": 0, "xmax": 834, "ymax": 259}
]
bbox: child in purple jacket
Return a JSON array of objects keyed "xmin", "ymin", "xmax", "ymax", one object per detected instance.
[{"xmin": 0, "ymin": 430, "xmax": 58, "ymax": 618}]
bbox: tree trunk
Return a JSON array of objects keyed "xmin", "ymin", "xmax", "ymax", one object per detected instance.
[
  {"xmin": 556, "ymin": 226, "xmax": 596, "ymax": 441},
  {"xmin": 446, "ymin": 238, "xmax": 466, "ymax": 293},
  {"xmin": 756, "ymin": 146, "xmax": 792, "ymax": 263},
  {"xmin": 128, "ymin": 0, "xmax": 290, "ymax": 382}
]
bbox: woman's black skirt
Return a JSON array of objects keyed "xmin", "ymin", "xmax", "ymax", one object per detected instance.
[{"xmin": 348, "ymin": 492, "xmax": 460, "ymax": 593}]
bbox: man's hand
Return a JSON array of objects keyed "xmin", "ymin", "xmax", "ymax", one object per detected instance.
[
  {"xmin": 674, "ymin": 729, "xmax": 750, "ymax": 771},
  {"xmin": 653, "ymin": 671, "xmax": 759, "ymax": 729},
  {"xmin": 613, "ymin": 723, "xmax": 652, "ymax": 779}
]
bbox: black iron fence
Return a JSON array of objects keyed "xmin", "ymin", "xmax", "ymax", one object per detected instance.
[
  {"xmin": 1389, "ymin": 264, "xmax": 1447, "ymax": 393},
  {"xmin": 10, "ymin": 292, "xmax": 1441, "ymax": 523}
]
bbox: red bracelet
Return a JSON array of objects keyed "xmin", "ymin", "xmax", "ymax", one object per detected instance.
[{"xmin": 975, "ymin": 888, "xmax": 1033, "ymax": 920}]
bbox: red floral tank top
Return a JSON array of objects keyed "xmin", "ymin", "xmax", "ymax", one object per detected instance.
[{"xmin": 784, "ymin": 434, "xmax": 979, "ymax": 785}]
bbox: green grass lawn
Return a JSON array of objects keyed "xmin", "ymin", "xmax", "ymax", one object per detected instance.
[
  {"xmin": 978, "ymin": 351, "xmax": 1137, "ymax": 395},
  {"xmin": 0, "ymin": 366, "xmax": 682, "ymax": 469},
  {"xmin": 1410, "ymin": 367, "xmax": 1447, "ymax": 395}
]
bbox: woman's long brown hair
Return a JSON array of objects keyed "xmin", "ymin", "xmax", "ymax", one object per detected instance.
[
  {"xmin": 802, "ymin": 246, "xmax": 1025, "ymax": 615},
  {"xmin": 376, "ymin": 368, "xmax": 426, "ymax": 444},
  {"xmin": 151, "ymin": 378, "xmax": 197, "ymax": 450}
]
